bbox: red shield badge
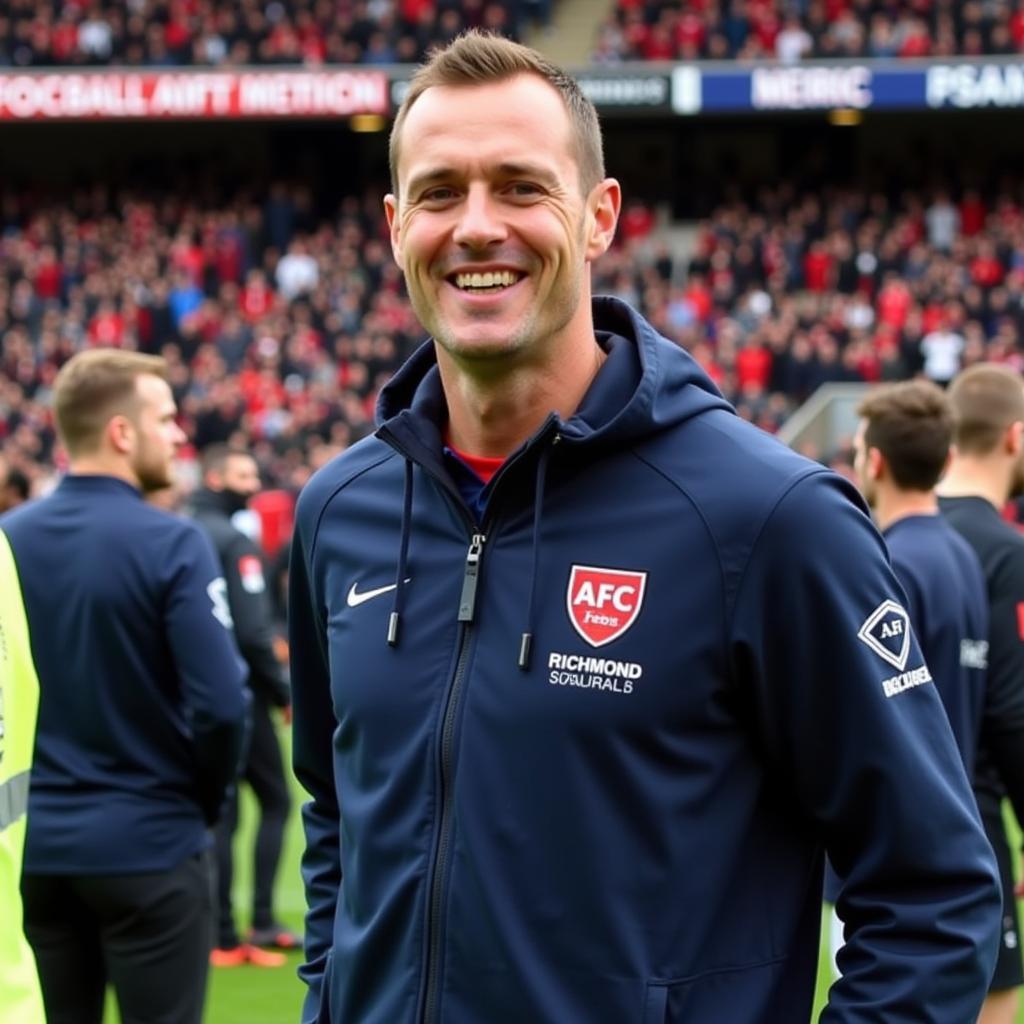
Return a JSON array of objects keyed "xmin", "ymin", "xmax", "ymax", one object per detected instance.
[
  {"xmin": 238, "ymin": 555, "xmax": 266, "ymax": 594},
  {"xmin": 566, "ymin": 565, "xmax": 647, "ymax": 648}
]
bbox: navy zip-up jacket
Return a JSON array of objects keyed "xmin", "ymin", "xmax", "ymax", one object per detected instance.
[
  {"xmin": 1, "ymin": 475, "xmax": 249, "ymax": 873},
  {"xmin": 290, "ymin": 298, "xmax": 1000, "ymax": 1024}
]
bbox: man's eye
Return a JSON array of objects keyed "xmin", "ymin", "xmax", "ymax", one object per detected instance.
[
  {"xmin": 421, "ymin": 188, "xmax": 457, "ymax": 203},
  {"xmin": 507, "ymin": 182, "xmax": 541, "ymax": 197}
]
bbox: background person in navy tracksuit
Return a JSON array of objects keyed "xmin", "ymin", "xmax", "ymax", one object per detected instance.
[
  {"xmin": 940, "ymin": 363, "xmax": 1024, "ymax": 1024},
  {"xmin": 190, "ymin": 443, "xmax": 297, "ymax": 966},
  {"xmin": 289, "ymin": 33, "xmax": 1000, "ymax": 1024},
  {"xmin": 825, "ymin": 380, "xmax": 990, "ymax": 971},
  {"xmin": 1, "ymin": 349, "xmax": 249, "ymax": 1024}
]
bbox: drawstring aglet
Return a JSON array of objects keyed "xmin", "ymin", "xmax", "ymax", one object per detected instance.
[
  {"xmin": 387, "ymin": 611, "xmax": 400, "ymax": 647},
  {"xmin": 518, "ymin": 632, "xmax": 532, "ymax": 671}
]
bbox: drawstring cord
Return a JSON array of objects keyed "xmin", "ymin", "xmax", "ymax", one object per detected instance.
[
  {"xmin": 518, "ymin": 438, "xmax": 554, "ymax": 671},
  {"xmin": 388, "ymin": 458, "xmax": 415, "ymax": 647}
]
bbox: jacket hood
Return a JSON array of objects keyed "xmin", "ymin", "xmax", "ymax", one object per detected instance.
[{"xmin": 375, "ymin": 296, "xmax": 733, "ymax": 449}]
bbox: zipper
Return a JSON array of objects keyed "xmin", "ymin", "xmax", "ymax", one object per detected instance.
[
  {"xmin": 457, "ymin": 533, "xmax": 485, "ymax": 622},
  {"xmin": 420, "ymin": 532, "xmax": 487, "ymax": 1024},
  {"xmin": 376, "ymin": 420, "xmax": 559, "ymax": 1021}
]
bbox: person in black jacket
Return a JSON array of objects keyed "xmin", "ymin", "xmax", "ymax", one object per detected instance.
[
  {"xmin": 939, "ymin": 363, "xmax": 1024, "ymax": 1024},
  {"xmin": 191, "ymin": 443, "xmax": 297, "ymax": 966},
  {"xmin": 1, "ymin": 348, "xmax": 249, "ymax": 1024}
]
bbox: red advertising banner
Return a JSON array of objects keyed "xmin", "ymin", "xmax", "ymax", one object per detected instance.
[{"xmin": 0, "ymin": 70, "xmax": 390, "ymax": 120}]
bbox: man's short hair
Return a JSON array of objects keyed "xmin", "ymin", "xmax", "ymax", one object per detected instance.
[
  {"xmin": 858, "ymin": 379, "xmax": 953, "ymax": 491},
  {"xmin": 948, "ymin": 363, "xmax": 1024, "ymax": 455},
  {"xmin": 389, "ymin": 30, "xmax": 605, "ymax": 197},
  {"xmin": 52, "ymin": 349, "xmax": 168, "ymax": 457},
  {"xmin": 200, "ymin": 443, "xmax": 252, "ymax": 478}
]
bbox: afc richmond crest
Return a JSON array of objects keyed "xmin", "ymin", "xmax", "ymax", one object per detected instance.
[
  {"xmin": 567, "ymin": 565, "xmax": 647, "ymax": 648},
  {"xmin": 857, "ymin": 599, "xmax": 911, "ymax": 671}
]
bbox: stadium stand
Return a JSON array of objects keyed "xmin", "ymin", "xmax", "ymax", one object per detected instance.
[
  {"xmin": 3, "ymin": 179, "xmax": 1023, "ymax": 500},
  {"xmin": 592, "ymin": 0, "xmax": 1024, "ymax": 62},
  {"xmin": 0, "ymin": 0, "xmax": 526, "ymax": 68},
  {"xmin": 6, "ymin": 0, "xmax": 1018, "ymax": 70}
]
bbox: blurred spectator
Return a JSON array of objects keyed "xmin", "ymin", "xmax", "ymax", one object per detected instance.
[
  {"xmin": 275, "ymin": 238, "xmax": 319, "ymax": 302},
  {"xmin": 775, "ymin": 14, "xmax": 812, "ymax": 62}
]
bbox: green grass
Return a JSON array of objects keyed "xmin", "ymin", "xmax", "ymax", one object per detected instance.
[
  {"xmin": 100, "ymin": 728, "xmax": 1024, "ymax": 1022},
  {"xmin": 199, "ymin": 774, "xmax": 307, "ymax": 1024}
]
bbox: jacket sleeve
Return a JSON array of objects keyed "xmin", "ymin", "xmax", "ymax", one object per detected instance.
[
  {"xmin": 222, "ymin": 532, "xmax": 291, "ymax": 708},
  {"xmin": 164, "ymin": 524, "xmax": 250, "ymax": 825},
  {"xmin": 289, "ymin": 497, "xmax": 341, "ymax": 1024},
  {"xmin": 730, "ymin": 472, "xmax": 1000, "ymax": 1023}
]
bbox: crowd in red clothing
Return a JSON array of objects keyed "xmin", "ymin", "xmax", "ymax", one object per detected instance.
[
  {"xmin": 0, "ymin": 181, "xmax": 423, "ymax": 498},
  {"xmin": 591, "ymin": 184, "xmax": 1024, "ymax": 437},
  {"xmin": 3, "ymin": 179, "xmax": 1024, "ymax": 498},
  {"xmin": 593, "ymin": 0, "xmax": 1024, "ymax": 62},
  {"xmin": 0, "ymin": 0, "xmax": 526, "ymax": 69}
]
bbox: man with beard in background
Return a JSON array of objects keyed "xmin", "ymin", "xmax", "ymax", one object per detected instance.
[
  {"xmin": 941, "ymin": 363, "xmax": 1024, "ymax": 1024},
  {"xmin": 0, "ymin": 349, "xmax": 249, "ymax": 1024}
]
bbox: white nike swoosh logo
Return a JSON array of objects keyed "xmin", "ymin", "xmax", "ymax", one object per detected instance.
[{"xmin": 346, "ymin": 580, "xmax": 410, "ymax": 607}]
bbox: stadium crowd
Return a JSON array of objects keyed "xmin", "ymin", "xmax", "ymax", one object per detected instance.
[
  {"xmin": 3, "ymin": 0, "xmax": 1022, "ymax": 70},
  {"xmin": 594, "ymin": 0, "xmax": 1024, "ymax": 62},
  {"xmin": 2, "ymin": 179, "xmax": 1024, "ymax": 498},
  {"xmin": 0, "ymin": 0, "xmax": 546, "ymax": 68}
]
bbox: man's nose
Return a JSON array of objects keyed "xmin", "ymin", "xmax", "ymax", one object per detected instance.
[{"xmin": 452, "ymin": 186, "xmax": 508, "ymax": 250}]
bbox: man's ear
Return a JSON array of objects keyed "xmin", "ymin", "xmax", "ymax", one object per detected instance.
[
  {"xmin": 867, "ymin": 445, "xmax": 886, "ymax": 482},
  {"xmin": 106, "ymin": 414, "xmax": 134, "ymax": 456},
  {"xmin": 584, "ymin": 178, "xmax": 622, "ymax": 262},
  {"xmin": 384, "ymin": 194, "xmax": 404, "ymax": 272},
  {"xmin": 1007, "ymin": 420, "xmax": 1024, "ymax": 457}
]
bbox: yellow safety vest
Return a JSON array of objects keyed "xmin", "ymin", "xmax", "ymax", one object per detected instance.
[{"xmin": 0, "ymin": 529, "xmax": 45, "ymax": 1023}]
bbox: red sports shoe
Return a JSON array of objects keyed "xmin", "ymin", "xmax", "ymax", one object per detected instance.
[
  {"xmin": 243, "ymin": 943, "xmax": 287, "ymax": 967},
  {"xmin": 209, "ymin": 943, "xmax": 287, "ymax": 968},
  {"xmin": 209, "ymin": 946, "xmax": 248, "ymax": 968}
]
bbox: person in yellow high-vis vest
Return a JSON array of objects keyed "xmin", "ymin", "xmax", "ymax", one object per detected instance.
[{"xmin": 0, "ymin": 527, "xmax": 44, "ymax": 1024}]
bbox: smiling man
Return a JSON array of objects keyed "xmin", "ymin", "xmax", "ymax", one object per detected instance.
[{"xmin": 290, "ymin": 33, "xmax": 1000, "ymax": 1024}]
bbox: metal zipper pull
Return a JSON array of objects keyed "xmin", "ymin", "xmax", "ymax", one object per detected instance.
[{"xmin": 457, "ymin": 533, "xmax": 486, "ymax": 624}]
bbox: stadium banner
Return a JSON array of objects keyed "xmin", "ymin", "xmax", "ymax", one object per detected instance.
[
  {"xmin": 1, "ymin": 60, "xmax": 1022, "ymax": 122},
  {"xmin": 0, "ymin": 70, "xmax": 390, "ymax": 120},
  {"xmin": 669, "ymin": 58, "xmax": 1024, "ymax": 115},
  {"xmin": 390, "ymin": 70, "xmax": 675, "ymax": 116}
]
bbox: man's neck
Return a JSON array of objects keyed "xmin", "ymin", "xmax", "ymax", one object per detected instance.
[
  {"xmin": 936, "ymin": 459, "xmax": 1008, "ymax": 511},
  {"xmin": 873, "ymin": 488, "xmax": 939, "ymax": 532},
  {"xmin": 438, "ymin": 334, "xmax": 607, "ymax": 459},
  {"xmin": 68, "ymin": 455, "xmax": 140, "ymax": 489}
]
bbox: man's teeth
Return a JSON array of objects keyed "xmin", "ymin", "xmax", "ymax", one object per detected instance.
[{"xmin": 454, "ymin": 271, "xmax": 520, "ymax": 289}]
